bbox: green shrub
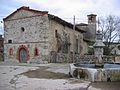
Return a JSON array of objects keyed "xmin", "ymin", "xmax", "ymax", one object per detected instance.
[{"xmin": 88, "ymin": 47, "xmax": 94, "ymax": 55}]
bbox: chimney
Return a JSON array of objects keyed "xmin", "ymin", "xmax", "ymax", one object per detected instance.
[{"xmin": 87, "ymin": 14, "xmax": 97, "ymax": 24}]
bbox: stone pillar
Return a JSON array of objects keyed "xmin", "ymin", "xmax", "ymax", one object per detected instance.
[{"xmin": 93, "ymin": 30, "xmax": 105, "ymax": 67}]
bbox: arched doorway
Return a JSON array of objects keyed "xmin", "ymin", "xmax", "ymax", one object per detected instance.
[
  {"xmin": 19, "ymin": 48, "xmax": 27, "ymax": 63},
  {"xmin": 17, "ymin": 45, "xmax": 29, "ymax": 63}
]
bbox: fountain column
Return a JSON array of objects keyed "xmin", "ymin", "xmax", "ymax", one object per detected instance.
[{"xmin": 93, "ymin": 30, "xmax": 105, "ymax": 67}]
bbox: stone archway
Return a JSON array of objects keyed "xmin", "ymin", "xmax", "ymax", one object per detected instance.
[{"xmin": 17, "ymin": 45, "xmax": 29, "ymax": 63}]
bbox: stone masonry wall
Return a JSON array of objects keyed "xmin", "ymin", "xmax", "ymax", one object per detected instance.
[
  {"xmin": 4, "ymin": 10, "xmax": 50, "ymax": 63},
  {"xmin": 4, "ymin": 11, "xmax": 49, "ymax": 43},
  {"xmin": 4, "ymin": 43, "xmax": 50, "ymax": 63},
  {"xmin": 49, "ymin": 20, "xmax": 85, "ymax": 55},
  {"xmin": 4, "ymin": 8, "xmax": 87, "ymax": 63}
]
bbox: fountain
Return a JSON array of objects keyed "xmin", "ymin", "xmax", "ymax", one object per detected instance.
[
  {"xmin": 93, "ymin": 30, "xmax": 105, "ymax": 68},
  {"xmin": 69, "ymin": 30, "xmax": 120, "ymax": 82}
]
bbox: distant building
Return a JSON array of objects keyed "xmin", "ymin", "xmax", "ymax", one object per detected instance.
[
  {"xmin": 3, "ymin": 6, "xmax": 87, "ymax": 63},
  {"xmin": 111, "ymin": 45, "xmax": 120, "ymax": 55},
  {"xmin": 76, "ymin": 14, "xmax": 97, "ymax": 42}
]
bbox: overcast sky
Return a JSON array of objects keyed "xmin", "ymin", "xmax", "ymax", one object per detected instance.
[{"xmin": 0, "ymin": 0, "xmax": 120, "ymax": 35}]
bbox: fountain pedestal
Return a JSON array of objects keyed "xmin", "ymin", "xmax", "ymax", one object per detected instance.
[
  {"xmin": 93, "ymin": 30, "xmax": 105, "ymax": 68},
  {"xmin": 95, "ymin": 55, "xmax": 104, "ymax": 68}
]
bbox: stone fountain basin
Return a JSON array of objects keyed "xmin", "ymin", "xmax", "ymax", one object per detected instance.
[{"xmin": 69, "ymin": 63, "xmax": 120, "ymax": 82}]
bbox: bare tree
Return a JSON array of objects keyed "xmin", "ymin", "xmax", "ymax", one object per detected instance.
[{"xmin": 99, "ymin": 15, "xmax": 120, "ymax": 54}]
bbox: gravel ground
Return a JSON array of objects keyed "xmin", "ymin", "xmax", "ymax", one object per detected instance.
[
  {"xmin": 88, "ymin": 82, "xmax": 120, "ymax": 90},
  {"xmin": 1, "ymin": 62, "xmax": 119, "ymax": 90},
  {"xmin": 0, "ymin": 62, "xmax": 90, "ymax": 90}
]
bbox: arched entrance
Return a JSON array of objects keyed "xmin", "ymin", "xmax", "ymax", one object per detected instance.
[
  {"xmin": 17, "ymin": 45, "xmax": 29, "ymax": 63},
  {"xmin": 19, "ymin": 48, "xmax": 27, "ymax": 63}
]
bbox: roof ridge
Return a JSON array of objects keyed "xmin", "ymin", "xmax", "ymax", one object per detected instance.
[{"xmin": 3, "ymin": 6, "xmax": 48, "ymax": 21}]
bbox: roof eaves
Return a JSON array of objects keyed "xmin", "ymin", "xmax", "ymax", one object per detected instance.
[
  {"xmin": 48, "ymin": 14, "xmax": 85, "ymax": 33},
  {"xmin": 76, "ymin": 23, "xmax": 88, "ymax": 26}
]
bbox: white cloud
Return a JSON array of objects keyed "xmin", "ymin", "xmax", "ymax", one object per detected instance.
[
  {"xmin": 1, "ymin": 0, "xmax": 120, "ymax": 24},
  {"xmin": 0, "ymin": 0, "xmax": 119, "ymax": 35},
  {"xmin": 16, "ymin": 0, "xmax": 119, "ymax": 23}
]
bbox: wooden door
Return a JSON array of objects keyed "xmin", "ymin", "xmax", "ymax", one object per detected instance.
[{"xmin": 19, "ymin": 48, "xmax": 27, "ymax": 63}]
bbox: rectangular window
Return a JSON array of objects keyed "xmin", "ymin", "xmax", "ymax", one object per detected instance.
[
  {"xmin": 55, "ymin": 30, "xmax": 58, "ymax": 38},
  {"xmin": 76, "ymin": 39, "xmax": 78, "ymax": 54},
  {"xmin": 8, "ymin": 40, "xmax": 12, "ymax": 43}
]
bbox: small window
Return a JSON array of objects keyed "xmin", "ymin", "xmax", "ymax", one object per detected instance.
[
  {"xmin": 75, "ymin": 39, "xmax": 78, "ymax": 54},
  {"xmin": 8, "ymin": 40, "xmax": 12, "ymax": 43},
  {"xmin": 21, "ymin": 27, "xmax": 25, "ymax": 32},
  {"xmin": 55, "ymin": 30, "xmax": 58, "ymax": 38},
  {"xmin": 34, "ymin": 48, "xmax": 39, "ymax": 56},
  {"xmin": 9, "ymin": 48, "xmax": 13, "ymax": 55}
]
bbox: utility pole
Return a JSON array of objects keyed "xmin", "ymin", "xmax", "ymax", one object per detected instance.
[
  {"xmin": 73, "ymin": 15, "xmax": 75, "ymax": 63},
  {"xmin": 73, "ymin": 16, "xmax": 75, "ymax": 31}
]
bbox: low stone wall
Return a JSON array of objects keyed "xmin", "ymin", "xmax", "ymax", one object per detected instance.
[
  {"xmin": 50, "ymin": 51, "xmax": 96, "ymax": 63},
  {"xmin": 75, "ymin": 55, "xmax": 95, "ymax": 64},
  {"xmin": 50, "ymin": 51, "xmax": 72, "ymax": 63},
  {"xmin": 102, "ymin": 56, "xmax": 115, "ymax": 63},
  {"xmin": 50, "ymin": 51, "xmax": 120, "ymax": 64}
]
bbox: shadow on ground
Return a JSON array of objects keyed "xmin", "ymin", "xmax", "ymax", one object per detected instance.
[{"xmin": 20, "ymin": 66, "xmax": 69, "ymax": 79}]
